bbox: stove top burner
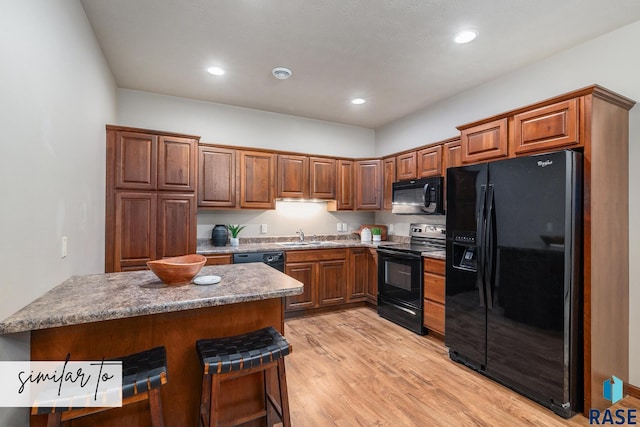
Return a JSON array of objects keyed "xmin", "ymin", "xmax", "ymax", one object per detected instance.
[{"xmin": 378, "ymin": 223, "xmax": 445, "ymax": 255}]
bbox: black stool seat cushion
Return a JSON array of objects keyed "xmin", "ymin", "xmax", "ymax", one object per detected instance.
[
  {"xmin": 196, "ymin": 327, "xmax": 290, "ymax": 375},
  {"xmin": 33, "ymin": 346, "xmax": 167, "ymax": 414},
  {"xmin": 121, "ymin": 345, "xmax": 167, "ymax": 398}
]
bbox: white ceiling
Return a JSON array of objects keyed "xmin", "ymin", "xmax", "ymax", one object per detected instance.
[{"xmin": 80, "ymin": 0, "xmax": 640, "ymax": 129}]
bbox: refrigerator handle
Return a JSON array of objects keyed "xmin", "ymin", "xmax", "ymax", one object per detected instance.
[
  {"xmin": 476, "ymin": 184, "xmax": 487, "ymax": 308},
  {"xmin": 485, "ymin": 184, "xmax": 495, "ymax": 310}
]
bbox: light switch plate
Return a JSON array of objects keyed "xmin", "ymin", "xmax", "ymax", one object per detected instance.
[
  {"xmin": 337, "ymin": 223, "xmax": 342, "ymax": 232},
  {"xmin": 61, "ymin": 236, "xmax": 68, "ymax": 258},
  {"xmin": 261, "ymin": 224, "xmax": 268, "ymax": 234}
]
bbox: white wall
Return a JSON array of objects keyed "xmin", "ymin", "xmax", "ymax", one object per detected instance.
[
  {"xmin": 198, "ymin": 202, "xmax": 374, "ymax": 239},
  {"xmin": 375, "ymin": 21, "xmax": 640, "ymax": 387},
  {"xmin": 116, "ymin": 89, "xmax": 376, "ymax": 158},
  {"xmin": 0, "ymin": 0, "xmax": 116, "ymax": 425}
]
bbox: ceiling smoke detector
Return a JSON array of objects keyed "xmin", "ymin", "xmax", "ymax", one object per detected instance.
[{"xmin": 272, "ymin": 67, "xmax": 292, "ymax": 80}]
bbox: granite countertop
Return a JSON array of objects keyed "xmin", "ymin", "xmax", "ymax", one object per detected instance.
[
  {"xmin": 196, "ymin": 238, "xmax": 445, "ymax": 260},
  {"xmin": 0, "ymin": 263, "xmax": 303, "ymax": 335},
  {"xmin": 422, "ymin": 250, "xmax": 446, "ymax": 260},
  {"xmin": 197, "ymin": 239, "xmax": 381, "ymax": 255}
]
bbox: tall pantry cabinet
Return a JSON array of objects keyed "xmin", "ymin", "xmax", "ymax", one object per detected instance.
[{"xmin": 105, "ymin": 125, "xmax": 200, "ymax": 272}]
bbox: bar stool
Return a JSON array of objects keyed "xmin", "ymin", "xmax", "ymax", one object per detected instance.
[
  {"xmin": 196, "ymin": 326, "xmax": 292, "ymax": 427},
  {"xmin": 32, "ymin": 346, "xmax": 168, "ymax": 427}
]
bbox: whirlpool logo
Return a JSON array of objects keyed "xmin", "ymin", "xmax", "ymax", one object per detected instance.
[
  {"xmin": 537, "ymin": 160, "xmax": 553, "ymax": 167},
  {"xmin": 589, "ymin": 375, "xmax": 637, "ymax": 425}
]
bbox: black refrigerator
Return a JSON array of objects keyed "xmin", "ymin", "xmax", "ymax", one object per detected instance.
[{"xmin": 445, "ymin": 149, "xmax": 582, "ymax": 418}]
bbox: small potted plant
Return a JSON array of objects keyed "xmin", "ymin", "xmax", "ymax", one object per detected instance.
[
  {"xmin": 226, "ymin": 224, "xmax": 246, "ymax": 247},
  {"xmin": 371, "ymin": 227, "xmax": 382, "ymax": 242}
]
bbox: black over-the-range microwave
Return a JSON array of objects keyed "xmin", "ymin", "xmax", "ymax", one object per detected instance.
[{"xmin": 391, "ymin": 176, "xmax": 444, "ymax": 215}]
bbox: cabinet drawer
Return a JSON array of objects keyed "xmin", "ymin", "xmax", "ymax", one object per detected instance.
[
  {"xmin": 286, "ymin": 249, "xmax": 346, "ymax": 263},
  {"xmin": 423, "ymin": 257, "xmax": 445, "ymax": 275},
  {"xmin": 423, "ymin": 299, "xmax": 445, "ymax": 335},
  {"xmin": 424, "ymin": 272, "xmax": 445, "ymax": 304},
  {"xmin": 204, "ymin": 254, "xmax": 232, "ymax": 265}
]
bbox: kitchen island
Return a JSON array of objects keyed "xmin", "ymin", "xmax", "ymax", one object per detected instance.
[{"xmin": 0, "ymin": 263, "xmax": 303, "ymax": 427}]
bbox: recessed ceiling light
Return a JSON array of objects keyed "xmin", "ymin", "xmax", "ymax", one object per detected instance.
[
  {"xmin": 351, "ymin": 98, "xmax": 366, "ymax": 105},
  {"xmin": 454, "ymin": 30, "xmax": 478, "ymax": 44},
  {"xmin": 207, "ymin": 66, "xmax": 225, "ymax": 76},
  {"xmin": 272, "ymin": 67, "xmax": 292, "ymax": 80}
]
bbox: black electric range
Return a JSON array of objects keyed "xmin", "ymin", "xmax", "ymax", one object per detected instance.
[{"xmin": 376, "ymin": 223, "xmax": 445, "ymax": 334}]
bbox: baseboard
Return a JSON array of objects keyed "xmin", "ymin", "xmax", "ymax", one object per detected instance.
[{"xmin": 626, "ymin": 383, "xmax": 640, "ymax": 399}]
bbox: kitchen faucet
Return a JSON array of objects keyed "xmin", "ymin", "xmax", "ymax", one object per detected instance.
[{"xmin": 297, "ymin": 229, "xmax": 305, "ymax": 241}]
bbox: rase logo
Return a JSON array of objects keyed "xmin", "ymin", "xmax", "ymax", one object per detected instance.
[{"xmin": 589, "ymin": 375, "xmax": 636, "ymax": 425}]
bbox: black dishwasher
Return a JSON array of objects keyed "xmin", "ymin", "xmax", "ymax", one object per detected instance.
[{"xmin": 232, "ymin": 252, "xmax": 285, "ymax": 272}]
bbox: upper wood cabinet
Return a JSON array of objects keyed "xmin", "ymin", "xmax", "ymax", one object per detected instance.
[
  {"xmin": 239, "ymin": 150, "xmax": 276, "ymax": 209},
  {"xmin": 114, "ymin": 131, "xmax": 157, "ymax": 190},
  {"xmin": 443, "ymin": 139, "xmax": 462, "ymax": 172},
  {"xmin": 459, "ymin": 118, "xmax": 508, "ymax": 164},
  {"xmin": 198, "ymin": 146, "xmax": 237, "ymax": 208},
  {"xmin": 513, "ymin": 98, "xmax": 579, "ymax": 154},
  {"xmin": 335, "ymin": 159, "xmax": 355, "ymax": 210},
  {"xmin": 355, "ymin": 159, "xmax": 382, "ymax": 210},
  {"xmin": 157, "ymin": 136, "xmax": 198, "ymax": 191},
  {"xmin": 383, "ymin": 157, "xmax": 396, "ymax": 210},
  {"xmin": 114, "ymin": 131, "xmax": 197, "ymax": 191},
  {"xmin": 396, "ymin": 151, "xmax": 417, "ymax": 180},
  {"xmin": 277, "ymin": 154, "xmax": 309, "ymax": 198},
  {"xmin": 442, "ymin": 139, "xmax": 462, "ymax": 211},
  {"xmin": 417, "ymin": 145, "xmax": 442, "ymax": 177},
  {"xmin": 309, "ymin": 157, "xmax": 336, "ymax": 199},
  {"xmin": 277, "ymin": 155, "xmax": 336, "ymax": 199}
]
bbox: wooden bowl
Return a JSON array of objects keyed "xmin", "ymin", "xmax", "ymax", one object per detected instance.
[{"xmin": 147, "ymin": 254, "xmax": 206, "ymax": 285}]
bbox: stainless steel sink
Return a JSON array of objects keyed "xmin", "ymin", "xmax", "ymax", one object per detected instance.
[
  {"xmin": 277, "ymin": 241, "xmax": 312, "ymax": 247},
  {"xmin": 276, "ymin": 241, "xmax": 340, "ymax": 247}
]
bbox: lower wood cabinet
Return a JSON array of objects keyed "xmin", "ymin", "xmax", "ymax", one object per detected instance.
[
  {"xmin": 366, "ymin": 248, "xmax": 378, "ymax": 305},
  {"xmin": 286, "ymin": 247, "xmax": 377, "ymax": 314},
  {"xmin": 204, "ymin": 254, "xmax": 232, "ymax": 265},
  {"xmin": 285, "ymin": 249, "xmax": 347, "ymax": 312},
  {"xmin": 348, "ymin": 248, "xmax": 368, "ymax": 301},
  {"xmin": 423, "ymin": 257, "xmax": 445, "ymax": 335}
]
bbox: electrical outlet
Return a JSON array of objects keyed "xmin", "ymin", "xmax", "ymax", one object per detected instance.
[
  {"xmin": 337, "ymin": 223, "xmax": 342, "ymax": 232},
  {"xmin": 342, "ymin": 223, "xmax": 348, "ymax": 231},
  {"xmin": 389, "ymin": 224, "xmax": 394, "ymax": 234},
  {"xmin": 261, "ymin": 224, "xmax": 268, "ymax": 234},
  {"xmin": 61, "ymin": 236, "xmax": 68, "ymax": 258}
]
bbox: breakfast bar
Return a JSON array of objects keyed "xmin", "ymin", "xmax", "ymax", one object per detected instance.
[{"xmin": 0, "ymin": 263, "xmax": 303, "ymax": 427}]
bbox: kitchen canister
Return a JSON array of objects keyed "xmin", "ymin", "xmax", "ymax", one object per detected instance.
[
  {"xmin": 212, "ymin": 224, "xmax": 229, "ymax": 246},
  {"xmin": 361, "ymin": 227, "xmax": 372, "ymax": 242}
]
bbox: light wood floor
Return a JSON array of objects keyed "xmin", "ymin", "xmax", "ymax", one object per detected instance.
[{"xmin": 284, "ymin": 307, "xmax": 639, "ymax": 427}]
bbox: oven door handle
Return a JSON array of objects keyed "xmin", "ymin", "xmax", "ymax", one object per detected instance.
[
  {"xmin": 387, "ymin": 303, "xmax": 417, "ymax": 316},
  {"xmin": 376, "ymin": 249, "xmax": 423, "ymax": 260}
]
